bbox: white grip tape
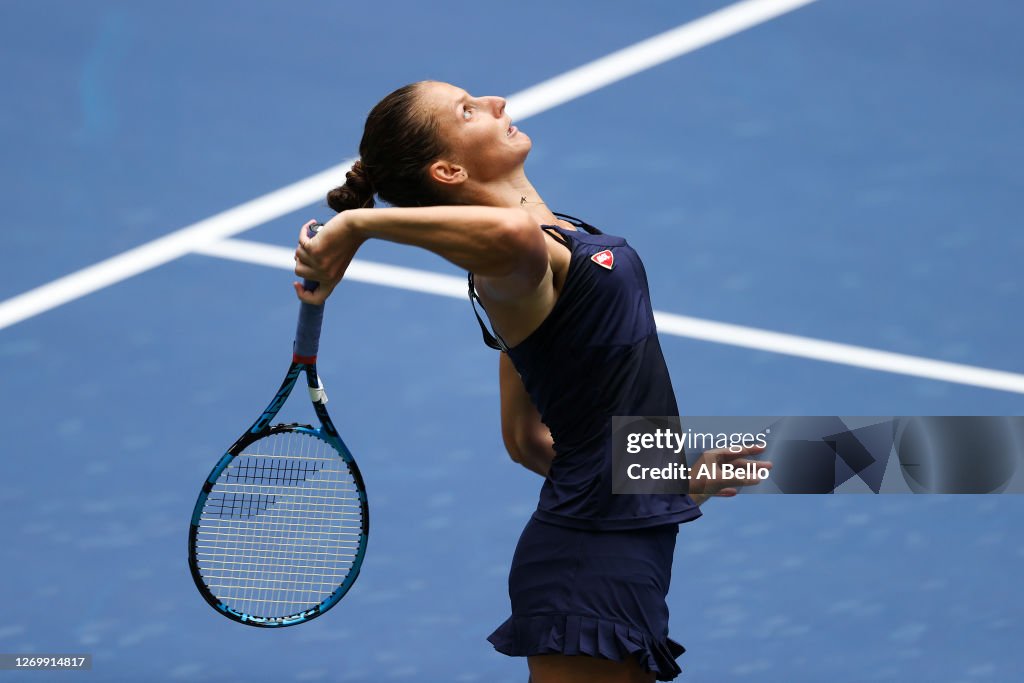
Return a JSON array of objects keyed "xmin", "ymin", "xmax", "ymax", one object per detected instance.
[{"xmin": 308, "ymin": 377, "xmax": 328, "ymax": 405}]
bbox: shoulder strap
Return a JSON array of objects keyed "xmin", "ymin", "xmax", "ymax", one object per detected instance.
[
  {"xmin": 552, "ymin": 212, "xmax": 603, "ymax": 235},
  {"xmin": 541, "ymin": 224, "xmax": 571, "ymax": 248},
  {"xmin": 467, "ymin": 272, "xmax": 509, "ymax": 352}
]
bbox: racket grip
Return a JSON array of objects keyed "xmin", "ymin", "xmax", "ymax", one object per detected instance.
[
  {"xmin": 294, "ymin": 222, "xmax": 325, "ymax": 360},
  {"xmin": 294, "ymin": 302, "xmax": 325, "ymax": 359}
]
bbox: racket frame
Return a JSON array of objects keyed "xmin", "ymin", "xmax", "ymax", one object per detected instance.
[{"xmin": 187, "ymin": 359, "xmax": 369, "ymax": 627}]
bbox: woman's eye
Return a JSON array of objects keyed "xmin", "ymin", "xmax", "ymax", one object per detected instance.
[{"xmin": 462, "ymin": 107, "xmax": 473, "ymax": 120}]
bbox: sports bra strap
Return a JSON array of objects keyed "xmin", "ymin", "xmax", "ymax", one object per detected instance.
[
  {"xmin": 542, "ymin": 224, "xmax": 571, "ymax": 248},
  {"xmin": 552, "ymin": 212, "xmax": 603, "ymax": 235},
  {"xmin": 467, "ymin": 272, "xmax": 509, "ymax": 352}
]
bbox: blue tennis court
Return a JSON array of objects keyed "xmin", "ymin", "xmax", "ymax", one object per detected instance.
[{"xmin": 1, "ymin": 1, "xmax": 1022, "ymax": 680}]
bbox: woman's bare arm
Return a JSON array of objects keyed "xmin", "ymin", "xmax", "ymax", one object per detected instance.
[
  {"xmin": 499, "ymin": 353, "xmax": 555, "ymax": 477},
  {"xmin": 294, "ymin": 206, "xmax": 549, "ymax": 305}
]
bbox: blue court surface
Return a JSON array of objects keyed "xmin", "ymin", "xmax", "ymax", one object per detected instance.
[{"xmin": 2, "ymin": 1, "xmax": 1023, "ymax": 681}]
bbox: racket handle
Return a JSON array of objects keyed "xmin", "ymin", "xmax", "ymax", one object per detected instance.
[{"xmin": 294, "ymin": 222, "xmax": 325, "ymax": 361}]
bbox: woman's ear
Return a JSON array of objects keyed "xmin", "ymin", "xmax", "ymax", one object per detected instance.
[{"xmin": 428, "ymin": 159, "xmax": 468, "ymax": 187}]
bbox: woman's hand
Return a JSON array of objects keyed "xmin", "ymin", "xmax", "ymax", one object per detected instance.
[
  {"xmin": 293, "ymin": 215, "xmax": 366, "ymax": 305},
  {"xmin": 688, "ymin": 444, "xmax": 772, "ymax": 505}
]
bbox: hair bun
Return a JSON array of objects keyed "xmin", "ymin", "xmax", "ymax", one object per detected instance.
[{"xmin": 326, "ymin": 159, "xmax": 376, "ymax": 212}]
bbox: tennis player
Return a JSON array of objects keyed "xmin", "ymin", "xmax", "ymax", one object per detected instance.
[{"xmin": 294, "ymin": 81, "xmax": 770, "ymax": 683}]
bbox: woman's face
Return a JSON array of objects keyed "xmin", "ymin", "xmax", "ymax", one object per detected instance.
[{"xmin": 417, "ymin": 81, "xmax": 531, "ymax": 186}]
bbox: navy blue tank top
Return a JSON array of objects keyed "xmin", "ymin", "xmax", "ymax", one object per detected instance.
[{"xmin": 470, "ymin": 214, "xmax": 701, "ymax": 531}]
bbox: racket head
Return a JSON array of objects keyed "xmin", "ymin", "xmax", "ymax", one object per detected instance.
[{"xmin": 188, "ymin": 423, "xmax": 369, "ymax": 627}]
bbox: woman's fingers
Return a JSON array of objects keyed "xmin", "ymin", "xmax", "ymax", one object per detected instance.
[
  {"xmin": 712, "ymin": 460, "xmax": 771, "ymax": 487},
  {"xmin": 293, "ymin": 260, "xmax": 321, "ymax": 281},
  {"xmin": 694, "ymin": 445, "xmax": 772, "ymax": 494},
  {"xmin": 715, "ymin": 444, "xmax": 767, "ymax": 461},
  {"xmin": 294, "ymin": 218, "xmax": 337, "ymax": 303},
  {"xmin": 295, "ymin": 218, "xmax": 334, "ymax": 282},
  {"xmin": 298, "ymin": 219, "xmax": 319, "ymax": 245},
  {"xmin": 291, "ymin": 214, "xmax": 360, "ymax": 303},
  {"xmin": 292, "ymin": 281, "xmax": 331, "ymax": 305},
  {"xmin": 295, "ymin": 229, "xmax": 317, "ymax": 266},
  {"xmin": 701, "ymin": 445, "xmax": 771, "ymax": 468}
]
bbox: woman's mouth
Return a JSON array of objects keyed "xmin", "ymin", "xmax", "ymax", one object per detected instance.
[{"xmin": 506, "ymin": 125, "xmax": 518, "ymax": 137}]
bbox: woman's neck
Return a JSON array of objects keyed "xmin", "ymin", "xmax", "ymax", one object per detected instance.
[{"xmin": 462, "ymin": 175, "xmax": 565, "ymax": 227}]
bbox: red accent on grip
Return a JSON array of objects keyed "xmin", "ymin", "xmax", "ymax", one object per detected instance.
[{"xmin": 293, "ymin": 354, "xmax": 318, "ymax": 365}]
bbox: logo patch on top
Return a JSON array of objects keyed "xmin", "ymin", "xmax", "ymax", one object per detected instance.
[{"xmin": 591, "ymin": 249, "xmax": 614, "ymax": 270}]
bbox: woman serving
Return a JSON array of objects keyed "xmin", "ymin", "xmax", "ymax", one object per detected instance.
[{"xmin": 294, "ymin": 80, "xmax": 769, "ymax": 683}]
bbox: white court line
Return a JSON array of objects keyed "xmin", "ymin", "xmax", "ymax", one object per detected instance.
[
  {"xmin": 195, "ymin": 238, "xmax": 469, "ymax": 300},
  {"xmin": 195, "ymin": 238, "xmax": 1024, "ymax": 395},
  {"xmin": 0, "ymin": 0, "xmax": 818, "ymax": 332},
  {"xmin": 0, "ymin": 165, "xmax": 350, "ymax": 331}
]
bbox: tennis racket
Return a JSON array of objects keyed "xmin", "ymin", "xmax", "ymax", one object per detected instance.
[{"xmin": 188, "ymin": 221, "xmax": 369, "ymax": 627}]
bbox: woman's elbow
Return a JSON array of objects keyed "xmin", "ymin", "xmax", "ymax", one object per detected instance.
[
  {"xmin": 507, "ymin": 423, "xmax": 553, "ymax": 463},
  {"xmin": 501, "ymin": 428, "xmax": 525, "ymax": 464}
]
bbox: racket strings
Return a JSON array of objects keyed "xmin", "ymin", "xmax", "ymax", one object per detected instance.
[
  {"xmin": 194, "ymin": 430, "xmax": 365, "ymax": 618},
  {"xmin": 223, "ymin": 455, "xmax": 326, "ymax": 487}
]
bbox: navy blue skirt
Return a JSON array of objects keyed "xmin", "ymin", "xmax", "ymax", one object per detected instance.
[{"xmin": 488, "ymin": 517, "xmax": 684, "ymax": 681}]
